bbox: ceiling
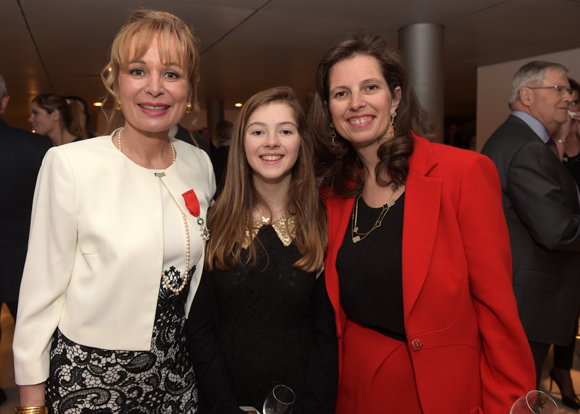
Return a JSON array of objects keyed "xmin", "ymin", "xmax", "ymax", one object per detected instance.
[{"xmin": 1, "ymin": 0, "xmax": 579, "ymax": 131}]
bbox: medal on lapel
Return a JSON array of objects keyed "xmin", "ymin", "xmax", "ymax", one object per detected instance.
[{"xmin": 182, "ymin": 189, "xmax": 210, "ymax": 241}]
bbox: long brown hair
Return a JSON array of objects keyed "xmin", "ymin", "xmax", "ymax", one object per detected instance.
[
  {"xmin": 100, "ymin": 9, "xmax": 201, "ymax": 131},
  {"xmin": 206, "ymin": 86, "xmax": 327, "ymax": 273},
  {"xmin": 308, "ymin": 30, "xmax": 434, "ymax": 198},
  {"xmin": 32, "ymin": 93, "xmax": 88, "ymax": 139}
]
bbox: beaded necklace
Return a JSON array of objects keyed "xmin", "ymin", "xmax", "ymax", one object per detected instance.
[{"xmin": 116, "ymin": 128, "xmax": 190, "ymax": 294}]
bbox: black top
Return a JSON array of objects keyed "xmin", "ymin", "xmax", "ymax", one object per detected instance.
[
  {"xmin": 186, "ymin": 225, "xmax": 338, "ymax": 414},
  {"xmin": 336, "ymin": 192, "xmax": 406, "ymax": 342},
  {"xmin": 563, "ymin": 151, "xmax": 580, "ymax": 187}
]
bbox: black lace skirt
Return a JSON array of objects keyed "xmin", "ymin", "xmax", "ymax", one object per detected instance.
[{"xmin": 45, "ymin": 266, "xmax": 198, "ymax": 414}]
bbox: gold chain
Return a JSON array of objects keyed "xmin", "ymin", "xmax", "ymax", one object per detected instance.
[{"xmin": 351, "ymin": 184, "xmax": 400, "ymax": 243}]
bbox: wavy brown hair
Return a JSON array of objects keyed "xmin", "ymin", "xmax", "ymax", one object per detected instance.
[
  {"xmin": 206, "ymin": 86, "xmax": 327, "ymax": 273},
  {"xmin": 32, "ymin": 93, "xmax": 88, "ymax": 139},
  {"xmin": 100, "ymin": 9, "xmax": 201, "ymax": 132},
  {"xmin": 309, "ymin": 30, "xmax": 434, "ymax": 198}
]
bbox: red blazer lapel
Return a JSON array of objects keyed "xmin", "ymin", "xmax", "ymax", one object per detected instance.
[{"xmin": 402, "ymin": 135, "xmax": 441, "ymax": 322}]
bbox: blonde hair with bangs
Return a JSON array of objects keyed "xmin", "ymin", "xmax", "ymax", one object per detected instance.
[{"xmin": 101, "ymin": 10, "xmax": 201, "ymax": 130}]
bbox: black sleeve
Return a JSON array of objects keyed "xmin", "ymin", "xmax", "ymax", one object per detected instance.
[
  {"xmin": 185, "ymin": 269, "xmax": 245, "ymax": 414},
  {"xmin": 302, "ymin": 271, "xmax": 339, "ymax": 414}
]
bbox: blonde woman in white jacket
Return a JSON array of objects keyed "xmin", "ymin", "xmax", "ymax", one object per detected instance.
[{"xmin": 13, "ymin": 10, "xmax": 213, "ymax": 414}]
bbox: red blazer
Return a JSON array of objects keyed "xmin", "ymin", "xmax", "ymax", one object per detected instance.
[{"xmin": 324, "ymin": 135, "xmax": 535, "ymax": 414}]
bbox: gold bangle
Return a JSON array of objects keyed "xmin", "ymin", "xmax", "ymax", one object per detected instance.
[{"xmin": 14, "ymin": 407, "xmax": 48, "ymax": 414}]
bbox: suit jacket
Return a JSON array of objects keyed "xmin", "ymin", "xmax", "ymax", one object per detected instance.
[
  {"xmin": 481, "ymin": 115, "xmax": 580, "ymax": 345},
  {"xmin": 325, "ymin": 135, "xmax": 534, "ymax": 414},
  {"xmin": 13, "ymin": 133, "xmax": 215, "ymax": 385},
  {"xmin": 173, "ymin": 124, "xmax": 211, "ymax": 155},
  {"xmin": 0, "ymin": 118, "xmax": 51, "ymax": 303}
]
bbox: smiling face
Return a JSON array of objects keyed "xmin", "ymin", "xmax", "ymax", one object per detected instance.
[
  {"xmin": 116, "ymin": 34, "xmax": 190, "ymax": 136},
  {"xmin": 327, "ymin": 54, "xmax": 401, "ymax": 152},
  {"xmin": 244, "ymin": 102, "xmax": 301, "ymax": 188},
  {"xmin": 28, "ymin": 101, "xmax": 59, "ymax": 136},
  {"xmin": 523, "ymin": 68, "xmax": 573, "ymax": 134}
]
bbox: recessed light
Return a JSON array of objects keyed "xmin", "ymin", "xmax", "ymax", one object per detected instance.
[
  {"xmin": 235, "ymin": 103, "xmax": 242, "ymax": 107},
  {"xmin": 93, "ymin": 102, "xmax": 103, "ymax": 107}
]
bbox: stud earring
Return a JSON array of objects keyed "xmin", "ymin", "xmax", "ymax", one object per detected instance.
[
  {"xmin": 115, "ymin": 100, "xmax": 122, "ymax": 111},
  {"xmin": 330, "ymin": 122, "xmax": 337, "ymax": 145},
  {"xmin": 185, "ymin": 102, "xmax": 192, "ymax": 114}
]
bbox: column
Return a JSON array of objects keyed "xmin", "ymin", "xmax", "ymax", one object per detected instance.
[{"xmin": 398, "ymin": 23, "xmax": 445, "ymax": 141}]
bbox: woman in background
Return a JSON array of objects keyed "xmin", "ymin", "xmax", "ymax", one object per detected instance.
[
  {"xmin": 309, "ymin": 30, "xmax": 535, "ymax": 414},
  {"xmin": 188, "ymin": 86, "xmax": 337, "ymax": 414},
  {"xmin": 551, "ymin": 78, "xmax": 580, "ymax": 410},
  {"xmin": 28, "ymin": 93, "xmax": 87, "ymax": 145},
  {"xmin": 14, "ymin": 10, "xmax": 213, "ymax": 413}
]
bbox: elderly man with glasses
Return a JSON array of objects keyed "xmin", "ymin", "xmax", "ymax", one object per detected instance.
[{"xmin": 482, "ymin": 61, "xmax": 580, "ymax": 394}]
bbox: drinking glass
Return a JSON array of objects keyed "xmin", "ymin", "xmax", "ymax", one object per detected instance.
[
  {"xmin": 510, "ymin": 390, "xmax": 559, "ymax": 414},
  {"xmin": 263, "ymin": 384, "xmax": 295, "ymax": 414}
]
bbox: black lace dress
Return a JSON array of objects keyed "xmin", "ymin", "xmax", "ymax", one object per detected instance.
[
  {"xmin": 215, "ymin": 225, "xmax": 314, "ymax": 411},
  {"xmin": 189, "ymin": 220, "xmax": 337, "ymax": 414},
  {"xmin": 45, "ymin": 184, "xmax": 199, "ymax": 414}
]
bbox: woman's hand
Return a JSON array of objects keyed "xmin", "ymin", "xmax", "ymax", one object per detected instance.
[{"xmin": 19, "ymin": 383, "xmax": 46, "ymax": 407}]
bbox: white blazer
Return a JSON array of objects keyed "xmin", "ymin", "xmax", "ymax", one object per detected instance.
[{"xmin": 13, "ymin": 133, "xmax": 215, "ymax": 385}]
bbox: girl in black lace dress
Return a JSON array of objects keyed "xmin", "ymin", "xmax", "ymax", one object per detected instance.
[
  {"xmin": 13, "ymin": 11, "xmax": 213, "ymax": 414},
  {"xmin": 187, "ymin": 87, "xmax": 337, "ymax": 414}
]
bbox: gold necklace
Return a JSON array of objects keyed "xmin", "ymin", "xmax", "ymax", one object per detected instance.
[
  {"xmin": 257, "ymin": 206, "xmax": 285, "ymax": 224},
  {"xmin": 116, "ymin": 128, "xmax": 190, "ymax": 294},
  {"xmin": 351, "ymin": 184, "xmax": 400, "ymax": 243}
]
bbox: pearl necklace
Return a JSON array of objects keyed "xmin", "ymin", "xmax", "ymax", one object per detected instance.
[
  {"xmin": 117, "ymin": 127, "xmax": 176, "ymax": 162},
  {"xmin": 161, "ymin": 211, "xmax": 191, "ymax": 294},
  {"xmin": 116, "ymin": 128, "xmax": 191, "ymax": 294}
]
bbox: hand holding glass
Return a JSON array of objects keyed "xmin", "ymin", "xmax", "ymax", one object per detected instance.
[
  {"xmin": 510, "ymin": 390, "xmax": 558, "ymax": 414},
  {"xmin": 263, "ymin": 385, "xmax": 295, "ymax": 414}
]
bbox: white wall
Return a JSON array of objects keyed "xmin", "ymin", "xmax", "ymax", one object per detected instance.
[{"xmin": 476, "ymin": 48, "xmax": 580, "ymax": 152}]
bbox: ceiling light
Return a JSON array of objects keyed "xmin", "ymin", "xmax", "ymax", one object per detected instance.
[
  {"xmin": 93, "ymin": 102, "xmax": 103, "ymax": 107},
  {"xmin": 235, "ymin": 103, "xmax": 242, "ymax": 107}
]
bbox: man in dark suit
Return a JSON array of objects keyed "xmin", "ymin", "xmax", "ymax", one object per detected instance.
[
  {"xmin": 0, "ymin": 75, "xmax": 51, "ymax": 405},
  {"xmin": 481, "ymin": 61, "xmax": 579, "ymax": 389},
  {"xmin": 170, "ymin": 123, "xmax": 210, "ymax": 155}
]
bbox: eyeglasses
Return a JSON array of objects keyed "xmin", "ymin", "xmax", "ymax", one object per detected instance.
[{"xmin": 527, "ymin": 85, "xmax": 574, "ymax": 97}]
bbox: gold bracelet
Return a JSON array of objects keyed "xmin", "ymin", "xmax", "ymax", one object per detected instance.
[{"xmin": 14, "ymin": 407, "xmax": 48, "ymax": 414}]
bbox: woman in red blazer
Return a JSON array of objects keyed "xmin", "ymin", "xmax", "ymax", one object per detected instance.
[{"xmin": 309, "ymin": 30, "xmax": 535, "ymax": 414}]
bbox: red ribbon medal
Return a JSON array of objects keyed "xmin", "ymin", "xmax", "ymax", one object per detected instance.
[
  {"xmin": 182, "ymin": 189, "xmax": 210, "ymax": 240},
  {"xmin": 182, "ymin": 189, "xmax": 200, "ymax": 217}
]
